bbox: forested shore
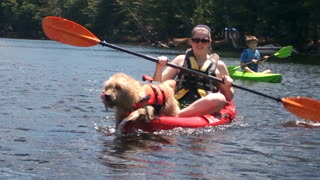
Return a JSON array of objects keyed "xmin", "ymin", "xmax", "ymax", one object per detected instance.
[{"xmin": 0, "ymin": 0, "xmax": 319, "ymax": 54}]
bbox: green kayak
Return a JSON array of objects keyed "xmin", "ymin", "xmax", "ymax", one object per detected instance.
[{"xmin": 227, "ymin": 66, "xmax": 282, "ymax": 83}]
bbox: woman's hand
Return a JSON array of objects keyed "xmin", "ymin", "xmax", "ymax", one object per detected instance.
[
  {"xmin": 154, "ymin": 56, "xmax": 169, "ymax": 82},
  {"xmin": 222, "ymin": 75, "xmax": 233, "ymax": 87},
  {"xmin": 220, "ymin": 75, "xmax": 234, "ymax": 101},
  {"xmin": 157, "ymin": 56, "xmax": 169, "ymax": 69}
]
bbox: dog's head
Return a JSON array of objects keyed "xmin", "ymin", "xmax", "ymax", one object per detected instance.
[{"xmin": 103, "ymin": 73, "xmax": 142, "ymax": 108}]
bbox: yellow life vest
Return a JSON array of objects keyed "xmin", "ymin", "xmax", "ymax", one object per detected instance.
[{"xmin": 175, "ymin": 49, "xmax": 219, "ymax": 101}]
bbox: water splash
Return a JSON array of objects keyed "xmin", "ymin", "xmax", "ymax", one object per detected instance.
[{"xmin": 282, "ymin": 120, "xmax": 320, "ymax": 128}]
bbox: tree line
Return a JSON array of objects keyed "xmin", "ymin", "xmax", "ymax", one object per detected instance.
[{"xmin": 0, "ymin": 0, "xmax": 319, "ymax": 52}]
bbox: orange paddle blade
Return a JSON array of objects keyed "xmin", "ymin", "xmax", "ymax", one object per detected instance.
[
  {"xmin": 282, "ymin": 97, "xmax": 320, "ymax": 122},
  {"xmin": 42, "ymin": 16, "xmax": 100, "ymax": 47}
]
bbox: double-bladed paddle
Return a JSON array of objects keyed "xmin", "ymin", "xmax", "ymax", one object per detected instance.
[{"xmin": 42, "ymin": 16, "xmax": 320, "ymax": 123}]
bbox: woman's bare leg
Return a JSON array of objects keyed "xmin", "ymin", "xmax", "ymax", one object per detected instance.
[{"xmin": 178, "ymin": 93, "xmax": 226, "ymax": 117}]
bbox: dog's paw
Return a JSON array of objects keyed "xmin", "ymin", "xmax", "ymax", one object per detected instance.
[
  {"xmin": 116, "ymin": 110, "xmax": 141, "ymax": 134},
  {"xmin": 125, "ymin": 110, "xmax": 141, "ymax": 121},
  {"xmin": 116, "ymin": 118, "xmax": 129, "ymax": 135}
]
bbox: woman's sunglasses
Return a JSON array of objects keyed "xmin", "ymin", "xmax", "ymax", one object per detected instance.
[{"xmin": 191, "ymin": 38, "xmax": 210, "ymax": 43}]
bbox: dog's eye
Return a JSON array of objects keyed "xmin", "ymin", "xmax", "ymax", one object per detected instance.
[{"xmin": 115, "ymin": 85, "xmax": 121, "ymax": 90}]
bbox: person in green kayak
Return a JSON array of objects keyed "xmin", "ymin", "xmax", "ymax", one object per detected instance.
[
  {"xmin": 153, "ymin": 25, "xmax": 234, "ymax": 117},
  {"xmin": 240, "ymin": 35, "xmax": 271, "ymax": 73}
]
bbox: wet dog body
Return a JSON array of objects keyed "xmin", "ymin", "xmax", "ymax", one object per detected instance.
[{"xmin": 102, "ymin": 73, "xmax": 179, "ymax": 132}]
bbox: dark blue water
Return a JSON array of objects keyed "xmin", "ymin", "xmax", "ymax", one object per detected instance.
[{"xmin": 1, "ymin": 38, "xmax": 320, "ymax": 179}]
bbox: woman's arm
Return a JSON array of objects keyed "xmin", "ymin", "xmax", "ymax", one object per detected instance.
[
  {"xmin": 153, "ymin": 55, "xmax": 184, "ymax": 82},
  {"xmin": 217, "ymin": 61, "xmax": 234, "ymax": 101}
]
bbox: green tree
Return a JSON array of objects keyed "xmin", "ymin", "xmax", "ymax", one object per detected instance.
[
  {"xmin": 0, "ymin": 0, "xmax": 19, "ymax": 33},
  {"xmin": 0, "ymin": 0, "xmax": 318, "ymax": 51}
]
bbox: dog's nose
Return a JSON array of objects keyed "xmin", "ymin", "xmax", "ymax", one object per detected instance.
[{"xmin": 104, "ymin": 94, "xmax": 112, "ymax": 102}]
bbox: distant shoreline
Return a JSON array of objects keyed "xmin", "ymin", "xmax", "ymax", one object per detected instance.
[{"xmin": 1, "ymin": 36, "xmax": 319, "ymax": 64}]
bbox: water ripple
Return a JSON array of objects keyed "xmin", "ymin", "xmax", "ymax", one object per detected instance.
[{"xmin": 1, "ymin": 38, "xmax": 320, "ymax": 179}]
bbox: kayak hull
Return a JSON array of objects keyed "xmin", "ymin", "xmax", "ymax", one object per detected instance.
[
  {"xmin": 123, "ymin": 101, "xmax": 236, "ymax": 133},
  {"xmin": 228, "ymin": 66, "xmax": 282, "ymax": 83}
]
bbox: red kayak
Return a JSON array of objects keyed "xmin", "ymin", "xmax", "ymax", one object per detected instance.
[{"xmin": 123, "ymin": 101, "xmax": 236, "ymax": 133}]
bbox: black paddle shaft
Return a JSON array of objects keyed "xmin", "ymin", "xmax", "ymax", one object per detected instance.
[{"xmin": 100, "ymin": 40, "xmax": 282, "ymax": 102}]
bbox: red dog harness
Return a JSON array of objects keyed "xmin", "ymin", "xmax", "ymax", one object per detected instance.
[
  {"xmin": 123, "ymin": 75, "xmax": 171, "ymax": 118},
  {"xmin": 132, "ymin": 84, "xmax": 169, "ymax": 114}
]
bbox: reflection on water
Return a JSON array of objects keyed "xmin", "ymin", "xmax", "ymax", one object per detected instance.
[
  {"xmin": 1, "ymin": 38, "xmax": 320, "ymax": 179},
  {"xmin": 98, "ymin": 133, "xmax": 177, "ymax": 178}
]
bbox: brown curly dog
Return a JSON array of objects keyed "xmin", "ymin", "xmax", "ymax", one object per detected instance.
[{"xmin": 101, "ymin": 73, "xmax": 179, "ymax": 132}]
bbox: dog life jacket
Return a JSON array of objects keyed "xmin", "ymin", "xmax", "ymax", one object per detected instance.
[
  {"xmin": 175, "ymin": 49, "xmax": 219, "ymax": 101},
  {"xmin": 131, "ymin": 84, "xmax": 169, "ymax": 115}
]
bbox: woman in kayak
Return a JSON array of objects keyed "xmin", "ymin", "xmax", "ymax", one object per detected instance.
[
  {"xmin": 240, "ymin": 36, "xmax": 271, "ymax": 73},
  {"xmin": 153, "ymin": 25, "xmax": 234, "ymax": 117}
]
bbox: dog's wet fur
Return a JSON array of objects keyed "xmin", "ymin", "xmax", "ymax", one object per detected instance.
[{"xmin": 102, "ymin": 73, "xmax": 179, "ymax": 132}]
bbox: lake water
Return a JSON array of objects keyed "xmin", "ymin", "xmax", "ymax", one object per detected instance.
[{"xmin": 1, "ymin": 38, "xmax": 320, "ymax": 179}]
